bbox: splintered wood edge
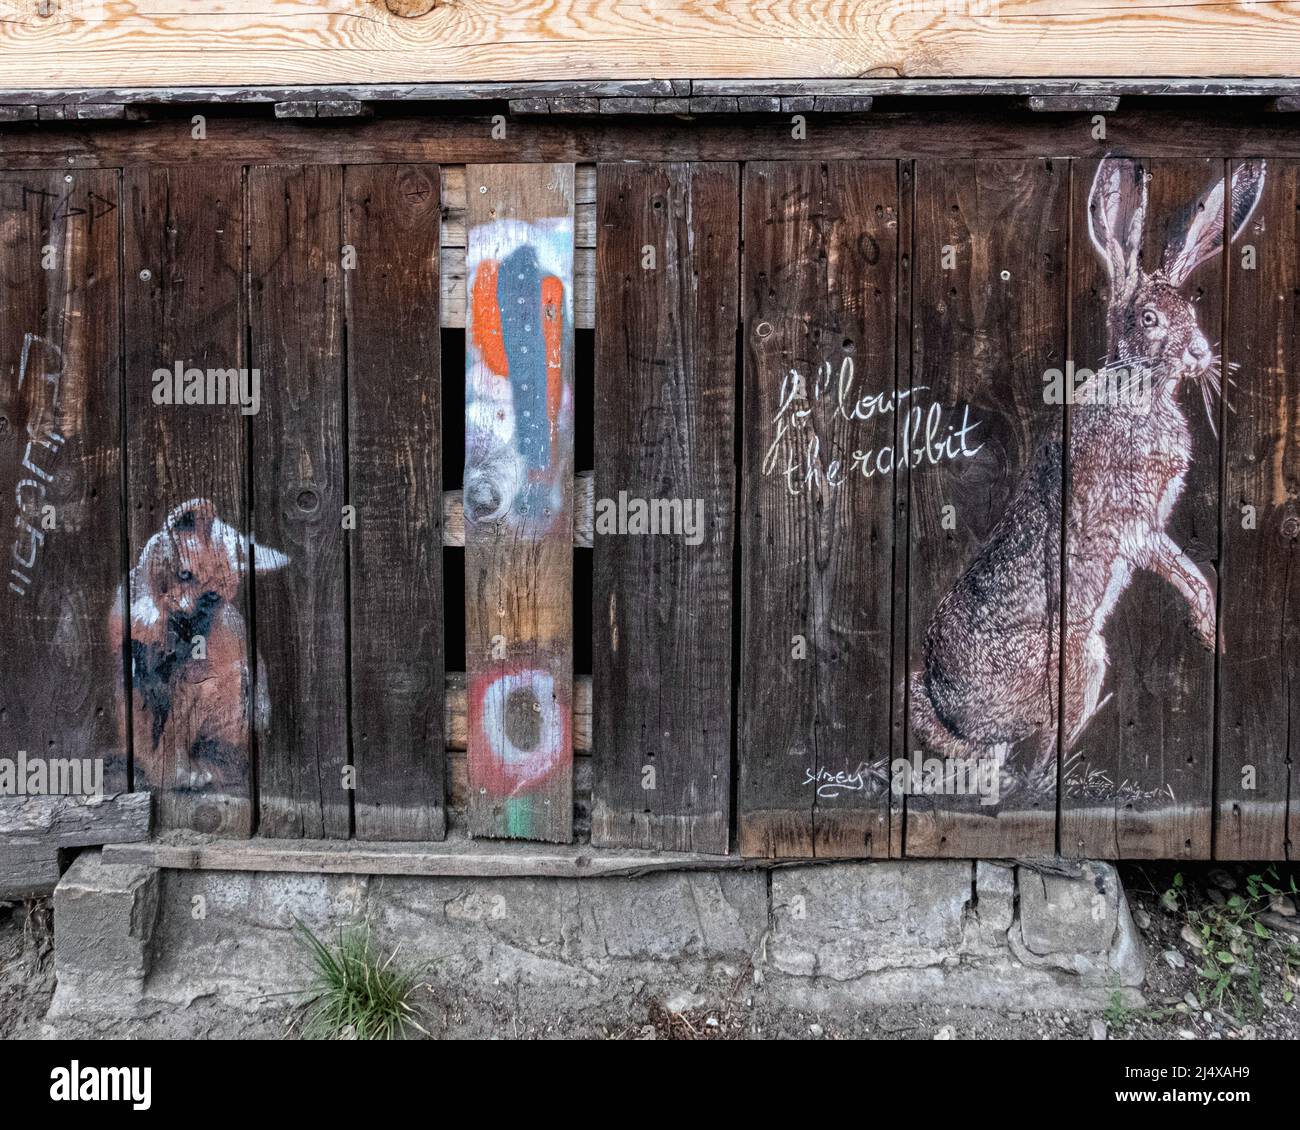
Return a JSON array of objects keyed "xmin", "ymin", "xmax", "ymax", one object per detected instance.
[{"xmin": 444, "ymin": 470, "xmax": 592, "ymax": 548}]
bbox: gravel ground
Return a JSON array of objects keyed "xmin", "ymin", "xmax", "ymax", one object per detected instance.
[{"xmin": 3, "ymin": 861, "xmax": 1297, "ymax": 1041}]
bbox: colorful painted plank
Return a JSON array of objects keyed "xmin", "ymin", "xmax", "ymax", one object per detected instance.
[
  {"xmin": 121, "ymin": 166, "xmax": 257, "ymax": 834},
  {"xmin": 0, "ymin": 171, "xmax": 123, "ymax": 798},
  {"xmin": 738, "ymin": 161, "xmax": 898, "ymax": 859},
  {"xmin": 1217, "ymin": 158, "xmax": 1296, "ymax": 860},
  {"xmin": 344, "ymin": 163, "xmax": 446, "ymax": 841},
  {"xmin": 591, "ymin": 161, "xmax": 738, "ymax": 855},
  {"xmin": 905, "ymin": 158, "xmax": 1066, "ymax": 858},
  {"xmin": 249, "ymin": 164, "xmax": 350, "ymax": 839},
  {"xmin": 1059, "ymin": 158, "xmax": 1242, "ymax": 859},
  {"xmin": 464, "ymin": 163, "xmax": 575, "ymax": 842}
]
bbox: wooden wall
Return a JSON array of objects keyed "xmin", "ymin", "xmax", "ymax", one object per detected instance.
[
  {"xmin": 0, "ymin": 107, "xmax": 1296, "ymax": 860},
  {"xmin": 1, "ymin": 1, "xmax": 1299, "ymax": 86}
]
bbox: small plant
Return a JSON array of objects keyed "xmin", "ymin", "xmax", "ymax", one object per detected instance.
[
  {"xmin": 1103, "ymin": 990, "xmax": 1134, "ymax": 1030},
  {"xmin": 1163, "ymin": 866, "xmax": 1299, "ymax": 1017},
  {"xmin": 295, "ymin": 920, "xmax": 428, "ymax": 1041}
]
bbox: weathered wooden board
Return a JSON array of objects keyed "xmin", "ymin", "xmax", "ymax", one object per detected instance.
[
  {"xmin": 738, "ymin": 161, "xmax": 897, "ymax": 859},
  {"xmin": 16, "ymin": 115, "xmax": 1300, "ymax": 177},
  {"xmin": 122, "ymin": 166, "xmax": 261, "ymax": 836},
  {"xmin": 0, "ymin": 791, "xmax": 151, "ymax": 846},
  {"xmin": 591, "ymin": 161, "xmax": 737, "ymax": 854},
  {"xmin": 1217, "ymin": 158, "xmax": 1297, "ymax": 861},
  {"xmin": 0, "ymin": 170, "xmax": 123, "ymax": 802},
  {"xmin": 344, "ymin": 163, "xmax": 445, "ymax": 841},
  {"xmin": 1, "ymin": 2, "xmax": 1297, "ymax": 87},
  {"xmin": 444, "ymin": 470, "xmax": 593, "ymax": 548},
  {"xmin": 249, "ymin": 164, "xmax": 350, "ymax": 839},
  {"xmin": 0, "ymin": 842, "xmax": 61, "ymax": 899},
  {"xmin": 464, "ymin": 163, "xmax": 575, "ymax": 842},
  {"xmin": 1059, "ymin": 158, "xmax": 1232, "ymax": 859},
  {"xmin": 905, "ymin": 158, "xmax": 1066, "ymax": 858}
]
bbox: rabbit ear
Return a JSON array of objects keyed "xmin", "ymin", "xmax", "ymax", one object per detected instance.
[
  {"xmin": 1088, "ymin": 157, "xmax": 1148, "ymax": 294},
  {"xmin": 1164, "ymin": 160, "xmax": 1267, "ymax": 287}
]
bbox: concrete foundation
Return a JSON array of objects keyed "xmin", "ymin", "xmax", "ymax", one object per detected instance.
[{"xmin": 49, "ymin": 852, "xmax": 1146, "ymax": 1019}]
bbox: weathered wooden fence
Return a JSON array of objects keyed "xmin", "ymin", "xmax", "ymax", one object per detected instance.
[{"xmin": 1, "ymin": 108, "xmax": 1295, "ymax": 860}]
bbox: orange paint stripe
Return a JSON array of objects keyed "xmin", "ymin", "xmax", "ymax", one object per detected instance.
[
  {"xmin": 542, "ymin": 274, "xmax": 563, "ymax": 425},
  {"xmin": 471, "ymin": 258, "xmax": 509, "ymax": 377}
]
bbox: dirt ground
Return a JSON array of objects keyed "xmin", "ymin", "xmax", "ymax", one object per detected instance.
[{"xmin": 3, "ymin": 860, "xmax": 1297, "ymax": 1041}]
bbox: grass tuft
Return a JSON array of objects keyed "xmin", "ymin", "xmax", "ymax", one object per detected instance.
[{"xmin": 295, "ymin": 920, "xmax": 428, "ymax": 1041}]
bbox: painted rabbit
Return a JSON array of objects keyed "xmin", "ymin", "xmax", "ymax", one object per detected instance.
[
  {"xmin": 910, "ymin": 156, "xmax": 1266, "ymax": 777},
  {"xmin": 110, "ymin": 498, "xmax": 288, "ymax": 796}
]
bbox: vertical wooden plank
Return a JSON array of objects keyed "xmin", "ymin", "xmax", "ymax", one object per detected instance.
[
  {"xmin": 249, "ymin": 164, "xmax": 349, "ymax": 839},
  {"xmin": 1060, "ymin": 158, "xmax": 1232, "ymax": 859},
  {"xmin": 464, "ymin": 163, "xmax": 575, "ymax": 842},
  {"xmin": 1217, "ymin": 158, "xmax": 1295, "ymax": 860},
  {"xmin": 591, "ymin": 162, "xmax": 737, "ymax": 855},
  {"xmin": 344, "ymin": 163, "xmax": 446, "ymax": 841},
  {"xmin": 121, "ymin": 166, "xmax": 255, "ymax": 834},
  {"xmin": 905, "ymin": 159, "xmax": 1066, "ymax": 858},
  {"xmin": 738, "ymin": 161, "xmax": 898, "ymax": 859},
  {"xmin": 0, "ymin": 172, "xmax": 123, "ymax": 795}
]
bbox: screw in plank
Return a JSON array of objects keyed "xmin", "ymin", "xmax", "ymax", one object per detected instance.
[{"xmin": 138, "ymin": 269, "xmax": 152, "ymax": 282}]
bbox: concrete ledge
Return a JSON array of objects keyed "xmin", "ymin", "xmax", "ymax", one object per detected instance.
[{"xmin": 51, "ymin": 852, "xmax": 1145, "ymax": 1020}]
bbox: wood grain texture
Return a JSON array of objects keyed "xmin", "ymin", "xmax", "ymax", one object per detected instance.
[
  {"xmin": 738, "ymin": 161, "xmax": 898, "ymax": 859},
  {"xmin": 904, "ymin": 158, "xmax": 1066, "ymax": 859},
  {"xmin": 464, "ymin": 163, "xmax": 575, "ymax": 842},
  {"xmin": 1216, "ymin": 159, "xmax": 1298, "ymax": 861},
  {"xmin": 0, "ymin": 170, "xmax": 123, "ymax": 797},
  {"xmin": 1, "ymin": 2, "xmax": 1298, "ymax": 86},
  {"xmin": 122, "ymin": 166, "xmax": 256, "ymax": 835},
  {"xmin": 591, "ymin": 161, "xmax": 737, "ymax": 855},
  {"xmin": 20, "ymin": 114, "xmax": 1300, "ymax": 176},
  {"xmin": 1059, "ymin": 159, "xmax": 1221, "ymax": 860},
  {"xmin": 249, "ymin": 164, "xmax": 350, "ymax": 839},
  {"xmin": 344, "ymin": 163, "xmax": 445, "ymax": 841},
  {"xmin": 104, "ymin": 829, "xmax": 758, "ymax": 879},
  {"xmin": 444, "ymin": 470, "xmax": 592, "ymax": 547},
  {"xmin": 0, "ymin": 791, "xmax": 150, "ymax": 846}
]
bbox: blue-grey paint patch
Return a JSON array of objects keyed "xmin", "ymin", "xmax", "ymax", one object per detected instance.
[{"xmin": 498, "ymin": 245, "xmax": 551, "ymax": 472}]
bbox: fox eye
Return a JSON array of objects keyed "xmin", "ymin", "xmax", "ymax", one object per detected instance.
[
  {"xmin": 177, "ymin": 569, "xmax": 194, "ymax": 583},
  {"xmin": 1141, "ymin": 309, "xmax": 1159, "ymax": 328}
]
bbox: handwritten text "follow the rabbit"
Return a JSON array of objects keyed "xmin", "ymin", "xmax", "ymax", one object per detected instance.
[{"xmin": 763, "ymin": 357, "xmax": 984, "ymax": 497}]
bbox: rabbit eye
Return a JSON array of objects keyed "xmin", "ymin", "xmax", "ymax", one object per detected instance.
[
  {"xmin": 1141, "ymin": 309, "xmax": 1159, "ymax": 328},
  {"xmin": 177, "ymin": 569, "xmax": 194, "ymax": 583}
]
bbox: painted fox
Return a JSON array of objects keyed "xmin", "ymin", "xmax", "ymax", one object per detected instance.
[{"xmin": 110, "ymin": 498, "xmax": 287, "ymax": 796}]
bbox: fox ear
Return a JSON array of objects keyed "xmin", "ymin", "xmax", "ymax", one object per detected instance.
[
  {"xmin": 1164, "ymin": 160, "xmax": 1266, "ymax": 287},
  {"xmin": 164, "ymin": 497, "xmax": 216, "ymax": 539},
  {"xmin": 1088, "ymin": 156, "xmax": 1148, "ymax": 295},
  {"xmin": 251, "ymin": 541, "xmax": 289, "ymax": 573},
  {"xmin": 211, "ymin": 518, "xmax": 289, "ymax": 575}
]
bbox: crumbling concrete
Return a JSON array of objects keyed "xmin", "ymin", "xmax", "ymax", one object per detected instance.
[{"xmin": 48, "ymin": 852, "xmax": 1145, "ymax": 1019}]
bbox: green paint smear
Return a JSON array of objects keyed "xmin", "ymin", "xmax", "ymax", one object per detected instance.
[{"xmin": 504, "ymin": 797, "xmax": 531, "ymax": 839}]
